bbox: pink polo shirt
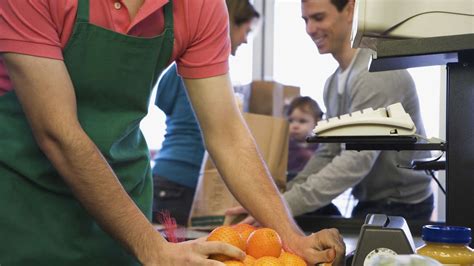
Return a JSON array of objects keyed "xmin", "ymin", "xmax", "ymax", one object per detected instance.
[{"xmin": 0, "ymin": 0, "xmax": 230, "ymax": 95}]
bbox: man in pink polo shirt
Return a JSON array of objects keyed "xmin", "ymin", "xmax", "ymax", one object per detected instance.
[{"xmin": 0, "ymin": 0, "xmax": 344, "ymax": 265}]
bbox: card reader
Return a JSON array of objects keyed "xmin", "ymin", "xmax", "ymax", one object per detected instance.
[{"xmin": 351, "ymin": 214, "xmax": 415, "ymax": 266}]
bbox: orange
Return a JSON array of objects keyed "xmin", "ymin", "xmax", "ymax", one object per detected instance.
[
  {"xmin": 232, "ymin": 224, "xmax": 257, "ymax": 244},
  {"xmin": 246, "ymin": 228, "xmax": 282, "ymax": 259},
  {"xmin": 243, "ymin": 254, "xmax": 256, "ymax": 265},
  {"xmin": 279, "ymin": 252, "xmax": 307, "ymax": 266},
  {"xmin": 254, "ymin": 256, "xmax": 284, "ymax": 266},
  {"xmin": 223, "ymin": 260, "xmax": 245, "ymax": 266},
  {"xmin": 207, "ymin": 226, "xmax": 246, "ymax": 261}
]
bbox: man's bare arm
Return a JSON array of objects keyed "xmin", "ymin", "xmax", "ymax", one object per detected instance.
[
  {"xmin": 184, "ymin": 74, "xmax": 345, "ymax": 264},
  {"xmin": 184, "ymin": 74, "xmax": 303, "ymax": 241}
]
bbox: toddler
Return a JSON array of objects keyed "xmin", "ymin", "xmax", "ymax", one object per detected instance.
[{"xmin": 286, "ymin": 96, "xmax": 323, "ymax": 180}]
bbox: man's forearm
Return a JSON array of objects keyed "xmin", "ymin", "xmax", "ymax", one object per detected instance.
[
  {"xmin": 38, "ymin": 130, "xmax": 164, "ymax": 263},
  {"xmin": 184, "ymin": 74, "xmax": 304, "ymax": 241},
  {"xmin": 205, "ymin": 116, "xmax": 304, "ymax": 240},
  {"xmin": 287, "ymin": 143, "xmax": 336, "ymax": 190},
  {"xmin": 284, "ymin": 150, "xmax": 379, "ymax": 216}
]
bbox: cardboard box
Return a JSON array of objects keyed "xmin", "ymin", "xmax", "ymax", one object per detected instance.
[
  {"xmin": 248, "ymin": 81, "xmax": 284, "ymax": 117},
  {"xmin": 234, "ymin": 81, "xmax": 300, "ymax": 118}
]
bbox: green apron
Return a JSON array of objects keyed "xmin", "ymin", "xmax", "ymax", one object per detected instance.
[{"xmin": 0, "ymin": 0, "xmax": 173, "ymax": 264}]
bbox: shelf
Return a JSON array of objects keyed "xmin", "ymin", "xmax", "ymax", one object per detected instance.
[
  {"xmin": 306, "ymin": 135, "xmax": 445, "ymax": 151},
  {"xmin": 368, "ymin": 34, "xmax": 474, "ymax": 71}
]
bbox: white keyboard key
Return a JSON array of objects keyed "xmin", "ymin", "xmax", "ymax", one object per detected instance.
[
  {"xmin": 362, "ymin": 108, "xmax": 374, "ymax": 114},
  {"xmin": 387, "ymin": 103, "xmax": 407, "ymax": 118},
  {"xmin": 340, "ymin": 114, "xmax": 351, "ymax": 120},
  {"xmin": 375, "ymin": 107, "xmax": 389, "ymax": 117},
  {"xmin": 351, "ymin": 111, "xmax": 364, "ymax": 117},
  {"xmin": 317, "ymin": 120, "xmax": 328, "ymax": 125}
]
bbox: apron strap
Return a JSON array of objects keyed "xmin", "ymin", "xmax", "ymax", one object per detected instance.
[
  {"xmin": 163, "ymin": 0, "xmax": 173, "ymax": 30},
  {"xmin": 76, "ymin": 0, "xmax": 90, "ymax": 24}
]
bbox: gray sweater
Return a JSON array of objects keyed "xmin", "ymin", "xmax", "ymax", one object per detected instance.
[{"xmin": 283, "ymin": 49, "xmax": 432, "ymax": 216}]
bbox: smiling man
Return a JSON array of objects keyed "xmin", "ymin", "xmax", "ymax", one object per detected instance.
[
  {"xmin": 283, "ymin": 0, "xmax": 434, "ymax": 220},
  {"xmin": 228, "ymin": 0, "xmax": 434, "ymax": 227}
]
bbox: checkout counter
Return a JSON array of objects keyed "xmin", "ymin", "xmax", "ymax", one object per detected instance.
[
  {"xmin": 295, "ymin": 214, "xmax": 437, "ymax": 265},
  {"xmin": 305, "ymin": 0, "xmax": 474, "ymax": 264},
  {"xmin": 161, "ymin": 214, "xmax": 432, "ymax": 265}
]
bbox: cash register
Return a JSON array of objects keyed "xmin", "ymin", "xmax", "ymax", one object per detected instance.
[
  {"xmin": 318, "ymin": 0, "xmax": 474, "ymax": 264},
  {"xmin": 349, "ymin": 0, "xmax": 474, "ymax": 244}
]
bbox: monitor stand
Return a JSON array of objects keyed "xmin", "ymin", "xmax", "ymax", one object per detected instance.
[{"xmin": 367, "ymin": 34, "xmax": 474, "ymax": 241}]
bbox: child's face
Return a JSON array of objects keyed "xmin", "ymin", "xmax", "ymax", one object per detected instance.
[{"xmin": 288, "ymin": 108, "xmax": 317, "ymax": 141}]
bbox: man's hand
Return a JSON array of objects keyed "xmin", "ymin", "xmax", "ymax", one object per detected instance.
[
  {"xmin": 285, "ymin": 229, "xmax": 345, "ymax": 266},
  {"xmin": 226, "ymin": 207, "xmax": 345, "ymax": 265},
  {"xmin": 147, "ymin": 238, "xmax": 245, "ymax": 266}
]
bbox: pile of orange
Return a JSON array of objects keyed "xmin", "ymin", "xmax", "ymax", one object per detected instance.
[{"xmin": 206, "ymin": 224, "xmax": 307, "ymax": 266}]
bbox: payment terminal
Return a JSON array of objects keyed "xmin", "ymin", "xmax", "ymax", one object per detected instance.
[{"xmin": 350, "ymin": 214, "xmax": 415, "ymax": 266}]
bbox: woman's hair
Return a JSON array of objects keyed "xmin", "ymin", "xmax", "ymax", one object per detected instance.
[
  {"xmin": 286, "ymin": 96, "xmax": 324, "ymax": 122},
  {"xmin": 226, "ymin": 0, "xmax": 260, "ymax": 26}
]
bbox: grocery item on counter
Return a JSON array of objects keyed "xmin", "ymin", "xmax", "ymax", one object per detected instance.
[{"xmin": 417, "ymin": 225, "xmax": 474, "ymax": 265}]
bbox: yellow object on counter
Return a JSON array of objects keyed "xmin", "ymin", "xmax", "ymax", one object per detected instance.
[{"xmin": 416, "ymin": 225, "xmax": 474, "ymax": 265}]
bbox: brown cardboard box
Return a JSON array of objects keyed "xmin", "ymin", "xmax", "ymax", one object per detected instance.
[
  {"xmin": 188, "ymin": 113, "xmax": 289, "ymax": 229},
  {"xmin": 283, "ymin": 85, "xmax": 301, "ymax": 110},
  {"xmin": 248, "ymin": 81, "xmax": 284, "ymax": 117},
  {"xmin": 234, "ymin": 81, "xmax": 300, "ymax": 118}
]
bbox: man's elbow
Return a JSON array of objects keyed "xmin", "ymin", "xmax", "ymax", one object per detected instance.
[
  {"xmin": 33, "ymin": 127, "xmax": 67, "ymax": 156},
  {"xmin": 33, "ymin": 122, "xmax": 84, "ymax": 157}
]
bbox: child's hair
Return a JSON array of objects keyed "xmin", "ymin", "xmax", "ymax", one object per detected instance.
[{"xmin": 286, "ymin": 96, "xmax": 323, "ymax": 122}]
